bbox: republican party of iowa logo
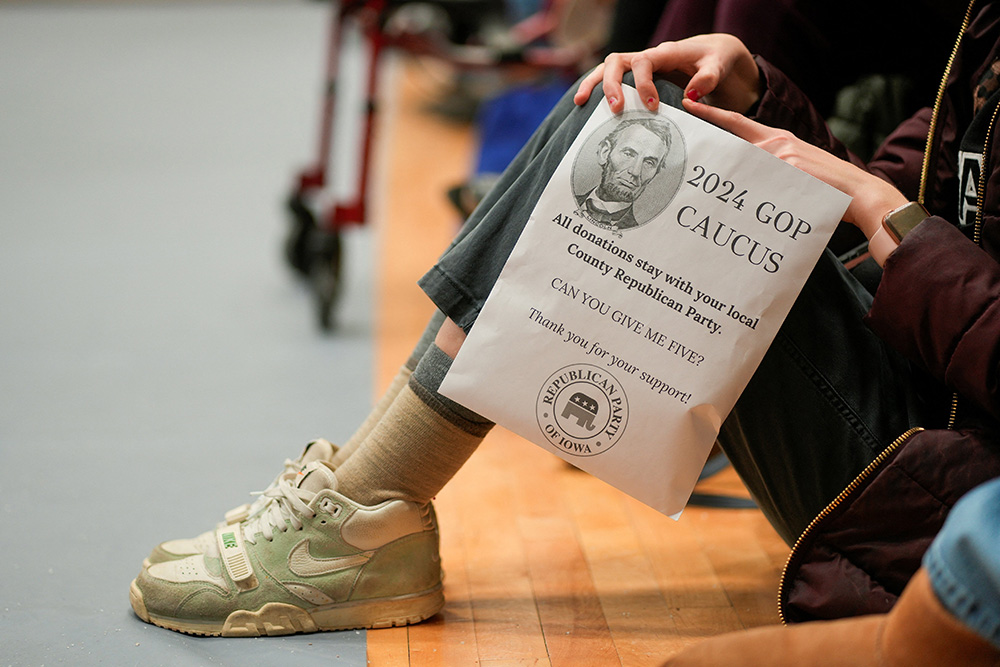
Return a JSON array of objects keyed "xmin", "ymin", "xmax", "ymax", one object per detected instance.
[{"xmin": 535, "ymin": 363, "xmax": 629, "ymax": 456}]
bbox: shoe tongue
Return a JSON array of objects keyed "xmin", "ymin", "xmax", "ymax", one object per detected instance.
[
  {"xmin": 300, "ymin": 438, "xmax": 337, "ymax": 467},
  {"xmin": 295, "ymin": 460, "xmax": 338, "ymax": 494}
]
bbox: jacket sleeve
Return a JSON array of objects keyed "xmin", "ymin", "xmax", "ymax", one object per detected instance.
[
  {"xmin": 866, "ymin": 218, "xmax": 1000, "ymax": 419},
  {"xmin": 753, "ymin": 56, "xmax": 1000, "ymax": 416},
  {"xmin": 865, "ymin": 108, "xmax": 935, "ymax": 203},
  {"xmin": 754, "ymin": 57, "xmax": 1000, "ymax": 417},
  {"xmin": 751, "ymin": 56, "xmax": 931, "ymax": 201}
]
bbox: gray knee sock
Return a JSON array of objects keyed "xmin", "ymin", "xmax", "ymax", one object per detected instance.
[{"xmin": 408, "ymin": 343, "xmax": 493, "ymax": 429}]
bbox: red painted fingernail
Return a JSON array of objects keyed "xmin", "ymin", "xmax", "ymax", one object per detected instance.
[
  {"xmin": 609, "ymin": 96, "xmax": 618, "ymax": 106},
  {"xmin": 647, "ymin": 97, "xmax": 656, "ymax": 106},
  {"xmin": 686, "ymin": 88, "xmax": 700, "ymax": 101}
]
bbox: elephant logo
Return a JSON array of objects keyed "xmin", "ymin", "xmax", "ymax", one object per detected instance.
[
  {"xmin": 535, "ymin": 364, "xmax": 629, "ymax": 457},
  {"xmin": 561, "ymin": 392, "xmax": 599, "ymax": 430}
]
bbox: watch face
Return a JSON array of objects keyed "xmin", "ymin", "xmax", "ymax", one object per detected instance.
[{"xmin": 884, "ymin": 202, "xmax": 929, "ymax": 243}]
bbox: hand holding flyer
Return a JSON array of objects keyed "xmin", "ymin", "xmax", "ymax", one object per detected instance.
[{"xmin": 440, "ymin": 84, "xmax": 852, "ymax": 518}]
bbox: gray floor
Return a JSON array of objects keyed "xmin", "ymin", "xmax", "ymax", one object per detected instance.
[{"xmin": 1, "ymin": 2, "xmax": 375, "ymax": 664}]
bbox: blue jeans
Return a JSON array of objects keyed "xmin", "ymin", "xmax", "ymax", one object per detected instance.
[
  {"xmin": 925, "ymin": 476, "xmax": 1000, "ymax": 649},
  {"xmin": 419, "ymin": 73, "xmax": 941, "ymax": 544}
]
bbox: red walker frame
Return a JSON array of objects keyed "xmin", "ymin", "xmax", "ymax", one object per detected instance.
[{"xmin": 285, "ymin": 0, "xmax": 595, "ymax": 330}]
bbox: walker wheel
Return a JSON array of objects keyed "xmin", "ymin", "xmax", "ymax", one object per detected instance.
[
  {"xmin": 308, "ymin": 229, "xmax": 343, "ymax": 331},
  {"xmin": 285, "ymin": 192, "xmax": 317, "ymax": 277}
]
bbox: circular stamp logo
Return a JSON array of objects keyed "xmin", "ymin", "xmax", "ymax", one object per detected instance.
[{"xmin": 535, "ymin": 363, "xmax": 629, "ymax": 457}]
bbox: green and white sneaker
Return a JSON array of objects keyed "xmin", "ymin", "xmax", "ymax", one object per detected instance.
[
  {"xmin": 130, "ymin": 461, "xmax": 444, "ymax": 636},
  {"xmin": 144, "ymin": 439, "xmax": 339, "ymax": 567}
]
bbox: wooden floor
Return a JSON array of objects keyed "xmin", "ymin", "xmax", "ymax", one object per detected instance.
[{"xmin": 366, "ymin": 58, "xmax": 789, "ymax": 666}]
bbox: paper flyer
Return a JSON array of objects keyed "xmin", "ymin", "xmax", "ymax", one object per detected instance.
[{"xmin": 440, "ymin": 85, "xmax": 852, "ymax": 517}]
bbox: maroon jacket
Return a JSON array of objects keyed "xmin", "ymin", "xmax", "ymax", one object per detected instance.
[{"xmin": 751, "ymin": 2, "xmax": 1000, "ymax": 622}]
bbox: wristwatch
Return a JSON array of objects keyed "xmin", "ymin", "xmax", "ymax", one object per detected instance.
[{"xmin": 882, "ymin": 201, "xmax": 929, "ymax": 244}]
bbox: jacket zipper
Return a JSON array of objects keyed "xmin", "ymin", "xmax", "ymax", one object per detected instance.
[
  {"xmin": 976, "ymin": 104, "xmax": 996, "ymax": 248},
  {"xmin": 949, "ymin": 99, "xmax": 998, "ymax": 426},
  {"xmin": 918, "ymin": 0, "xmax": 978, "ymax": 204},
  {"xmin": 778, "ymin": 0, "xmax": 979, "ymax": 623},
  {"xmin": 776, "ymin": 428, "xmax": 924, "ymax": 624},
  {"xmin": 949, "ymin": 5, "xmax": 998, "ymax": 430}
]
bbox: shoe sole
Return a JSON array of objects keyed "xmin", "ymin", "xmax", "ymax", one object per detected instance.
[{"xmin": 129, "ymin": 579, "xmax": 444, "ymax": 637}]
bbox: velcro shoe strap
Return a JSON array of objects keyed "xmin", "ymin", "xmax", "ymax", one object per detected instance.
[
  {"xmin": 224, "ymin": 503, "xmax": 251, "ymax": 524},
  {"xmin": 216, "ymin": 526, "xmax": 255, "ymax": 587}
]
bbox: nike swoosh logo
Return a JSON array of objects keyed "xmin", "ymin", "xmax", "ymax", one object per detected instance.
[{"xmin": 287, "ymin": 540, "xmax": 373, "ymax": 577}]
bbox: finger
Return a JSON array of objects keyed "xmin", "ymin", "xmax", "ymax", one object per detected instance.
[
  {"xmin": 684, "ymin": 62, "xmax": 720, "ymax": 103},
  {"xmin": 600, "ymin": 53, "xmax": 630, "ymax": 113},
  {"xmin": 630, "ymin": 55, "xmax": 660, "ymax": 111},
  {"xmin": 573, "ymin": 64, "xmax": 605, "ymax": 106},
  {"xmin": 642, "ymin": 40, "xmax": 710, "ymax": 98},
  {"xmin": 684, "ymin": 53, "xmax": 722, "ymax": 102}
]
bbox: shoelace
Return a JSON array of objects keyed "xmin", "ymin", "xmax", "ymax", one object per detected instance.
[
  {"xmin": 242, "ymin": 478, "xmax": 316, "ymax": 545},
  {"xmin": 243, "ymin": 457, "xmax": 302, "ymax": 517}
]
